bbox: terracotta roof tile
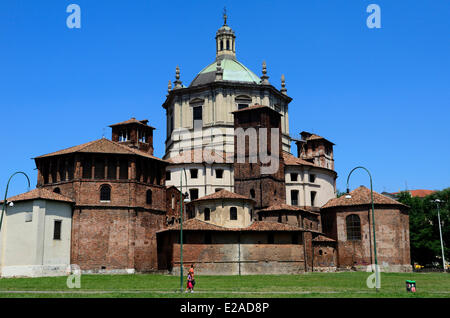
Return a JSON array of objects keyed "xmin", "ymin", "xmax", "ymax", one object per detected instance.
[
  {"xmin": 322, "ymin": 186, "xmax": 407, "ymax": 209},
  {"xmin": 158, "ymin": 219, "xmax": 304, "ymax": 233},
  {"xmin": 300, "ymin": 131, "xmax": 335, "ymax": 145},
  {"xmin": 190, "ymin": 189, "xmax": 254, "ymax": 203},
  {"xmin": 34, "ymin": 138, "xmax": 166, "ymax": 162},
  {"xmin": 282, "ymin": 151, "xmax": 315, "ymax": 167},
  {"xmin": 4, "ymin": 188, "xmax": 74, "ymax": 204},
  {"xmin": 244, "ymin": 221, "xmax": 303, "ymax": 232},
  {"xmin": 109, "ymin": 118, "xmax": 155, "ymax": 129},
  {"xmin": 392, "ymin": 189, "xmax": 436, "ymax": 198},
  {"xmin": 258, "ymin": 203, "xmax": 315, "ymax": 214},
  {"xmin": 160, "ymin": 219, "xmax": 226, "ymax": 232}
]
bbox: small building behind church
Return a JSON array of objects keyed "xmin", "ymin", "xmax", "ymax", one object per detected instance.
[
  {"xmin": 0, "ymin": 189, "xmax": 73, "ymax": 277},
  {"xmin": 321, "ymin": 186, "xmax": 411, "ymax": 272}
]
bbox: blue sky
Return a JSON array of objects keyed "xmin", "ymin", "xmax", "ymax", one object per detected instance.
[{"xmin": 0, "ymin": 0, "xmax": 449, "ymax": 197}]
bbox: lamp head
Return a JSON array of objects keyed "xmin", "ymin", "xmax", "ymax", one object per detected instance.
[
  {"xmin": 184, "ymin": 192, "xmax": 190, "ymax": 203},
  {"xmin": 8, "ymin": 201, "xmax": 14, "ymax": 207},
  {"xmin": 345, "ymin": 188, "xmax": 352, "ymax": 199}
]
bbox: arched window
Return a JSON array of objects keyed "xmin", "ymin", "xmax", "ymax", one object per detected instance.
[
  {"xmin": 220, "ymin": 40, "xmax": 223, "ymax": 50},
  {"xmin": 100, "ymin": 185, "xmax": 111, "ymax": 201},
  {"xmin": 53, "ymin": 187, "xmax": 61, "ymax": 194},
  {"xmin": 250, "ymin": 189, "xmax": 255, "ymax": 199},
  {"xmin": 230, "ymin": 207, "xmax": 237, "ymax": 220},
  {"xmin": 226, "ymin": 39, "xmax": 230, "ymax": 50},
  {"xmin": 346, "ymin": 214, "xmax": 361, "ymax": 241},
  {"xmin": 146, "ymin": 189, "xmax": 152, "ymax": 204},
  {"xmin": 204, "ymin": 208, "xmax": 210, "ymax": 221}
]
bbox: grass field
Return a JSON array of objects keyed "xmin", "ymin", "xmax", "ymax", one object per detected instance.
[{"xmin": 0, "ymin": 272, "xmax": 448, "ymax": 298}]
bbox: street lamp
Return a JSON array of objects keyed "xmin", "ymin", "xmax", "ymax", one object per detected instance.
[
  {"xmin": 434, "ymin": 199, "xmax": 446, "ymax": 272},
  {"xmin": 0, "ymin": 171, "xmax": 31, "ymax": 233},
  {"xmin": 345, "ymin": 166, "xmax": 380, "ymax": 292},
  {"xmin": 179, "ymin": 167, "xmax": 189, "ymax": 292}
]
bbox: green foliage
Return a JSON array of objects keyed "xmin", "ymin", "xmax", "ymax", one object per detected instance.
[
  {"xmin": 336, "ymin": 189, "xmax": 346, "ymax": 198},
  {"xmin": 397, "ymin": 188, "xmax": 450, "ymax": 267}
]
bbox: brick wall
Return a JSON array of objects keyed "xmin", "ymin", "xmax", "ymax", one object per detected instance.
[
  {"xmin": 313, "ymin": 243, "xmax": 337, "ymax": 270},
  {"xmin": 321, "ymin": 205, "xmax": 411, "ymax": 271},
  {"xmin": 160, "ymin": 230, "xmax": 320, "ymax": 275},
  {"xmin": 36, "ymin": 150, "xmax": 178, "ymax": 272},
  {"xmin": 233, "ymin": 106, "xmax": 286, "ymax": 210}
]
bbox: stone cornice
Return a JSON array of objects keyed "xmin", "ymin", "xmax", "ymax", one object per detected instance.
[{"xmin": 163, "ymin": 81, "xmax": 292, "ymax": 109}]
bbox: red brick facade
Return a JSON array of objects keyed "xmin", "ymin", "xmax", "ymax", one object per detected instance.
[
  {"xmin": 233, "ymin": 106, "xmax": 286, "ymax": 209},
  {"xmin": 321, "ymin": 205, "xmax": 411, "ymax": 271},
  {"xmin": 33, "ymin": 121, "xmax": 184, "ymax": 273},
  {"xmin": 26, "ymin": 117, "xmax": 410, "ymax": 274},
  {"xmin": 158, "ymin": 230, "xmax": 310, "ymax": 275}
]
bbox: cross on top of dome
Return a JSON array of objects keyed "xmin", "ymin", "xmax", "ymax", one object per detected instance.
[{"xmin": 223, "ymin": 7, "xmax": 227, "ymax": 25}]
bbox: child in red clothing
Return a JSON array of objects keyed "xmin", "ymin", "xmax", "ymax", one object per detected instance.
[{"xmin": 186, "ymin": 273, "xmax": 193, "ymax": 293}]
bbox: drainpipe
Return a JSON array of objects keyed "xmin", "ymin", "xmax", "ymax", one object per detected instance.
[{"xmin": 311, "ymin": 232, "xmax": 314, "ymax": 272}]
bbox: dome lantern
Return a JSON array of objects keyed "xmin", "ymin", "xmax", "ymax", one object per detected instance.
[{"xmin": 215, "ymin": 8, "xmax": 236, "ymax": 60}]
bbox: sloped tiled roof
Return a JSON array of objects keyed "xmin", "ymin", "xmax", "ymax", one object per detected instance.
[
  {"xmin": 244, "ymin": 221, "xmax": 303, "ymax": 232},
  {"xmin": 392, "ymin": 189, "xmax": 436, "ymax": 198},
  {"xmin": 34, "ymin": 138, "xmax": 165, "ymax": 162},
  {"xmin": 109, "ymin": 117, "xmax": 154, "ymax": 129},
  {"xmin": 322, "ymin": 186, "xmax": 408, "ymax": 209},
  {"xmin": 190, "ymin": 189, "xmax": 254, "ymax": 203},
  {"xmin": 258, "ymin": 203, "xmax": 315, "ymax": 214},
  {"xmin": 158, "ymin": 219, "xmax": 304, "ymax": 233},
  {"xmin": 282, "ymin": 151, "xmax": 315, "ymax": 167},
  {"xmin": 300, "ymin": 131, "xmax": 335, "ymax": 145},
  {"xmin": 3, "ymin": 188, "xmax": 74, "ymax": 204}
]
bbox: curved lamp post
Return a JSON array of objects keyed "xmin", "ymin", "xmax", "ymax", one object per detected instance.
[
  {"xmin": 179, "ymin": 167, "xmax": 189, "ymax": 292},
  {"xmin": 345, "ymin": 166, "xmax": 380, "ymax": 292},
  {"xmin": 0, "ymin": 171, "xmax": 31, "ymax": 233}
]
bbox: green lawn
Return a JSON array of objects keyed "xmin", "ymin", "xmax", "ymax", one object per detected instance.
[{"xmin": 0, "ymin": 272, "xmax": 448, "ymax": 298}]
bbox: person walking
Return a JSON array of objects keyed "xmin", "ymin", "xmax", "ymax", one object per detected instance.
[{"xmin": 189, "ymin": 264, "xmax": 195, "ymax": 292}]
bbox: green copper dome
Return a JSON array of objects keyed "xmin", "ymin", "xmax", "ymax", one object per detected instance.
[{"xmin": 189, "ymin": 57, "xmax": 261, "ymax": 87}]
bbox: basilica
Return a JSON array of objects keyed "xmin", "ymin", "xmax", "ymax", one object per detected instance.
[{"xmin": 0, "ymin": 17, "xmax": 412, "ymax": 277}]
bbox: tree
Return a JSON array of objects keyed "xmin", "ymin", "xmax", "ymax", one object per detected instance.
[
  {"xmin": 336, "ymin": 189, "xmax": 346, "ymax": 198},
  {"xmin": 397, "ymin": 188, "xmax": 450, "ymax": 267}
]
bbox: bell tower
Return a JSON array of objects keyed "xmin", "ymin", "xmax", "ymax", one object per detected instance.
[
  {"xmin": 233, "ymin": 105, "xmax": 286, "ymax": 210},
  {"xmin": 110, "ymin": 118, "xmax": 155, "ymax": 155},
  {"xmin": 215, "ymin": 8, "xmax": 236, "ymax": 60}
]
